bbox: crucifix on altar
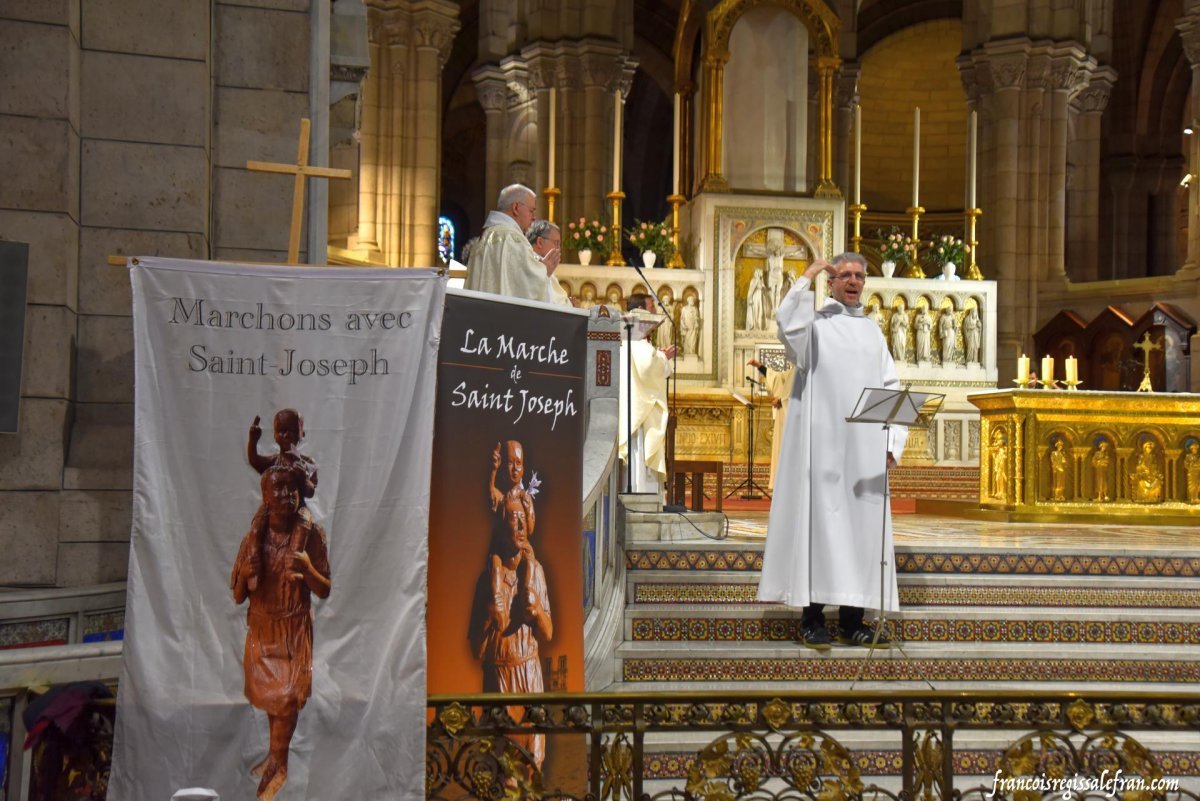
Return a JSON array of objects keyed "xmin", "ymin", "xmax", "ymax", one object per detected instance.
[
  {"xmin": 1133, "ymin": 332, "xmax": 1163, "ymax": 392},
  {"xmin": 741, "ymin": 227, "xmax": 808, "ymax": 322},
  {"xmin": 246, "ymin": 118, "xmax": 352, "ymax": 265}
]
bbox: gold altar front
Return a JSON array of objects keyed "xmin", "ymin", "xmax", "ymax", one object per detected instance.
[{"xmin": 968, "ymin": 389, "xmax": 1200, "ymax": 522}]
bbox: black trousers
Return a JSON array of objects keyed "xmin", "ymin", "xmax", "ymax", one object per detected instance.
[{"xmin": 801, "ymin": 602, "xmax": 863, "ymax": 633}]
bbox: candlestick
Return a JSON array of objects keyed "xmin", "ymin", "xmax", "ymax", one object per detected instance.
[
  {"xmin": 605, "ymin": 191, "xmax": 625, "ymax": 266},
  {"xmin": 667, "ymin": 193, "xmax": 686, "ymax": 268},
  {"xmin": 542, "ymin": 187, "xmax": 560, "ymax": 226},
  {"xmin": 903, "ymin": 205, "xmax": 925, "ymax": 277},
  {"xmin": 912, "ymin": 107, "xmax": 921, "ymax": 208},
  {"xmin": 1014, "ymin": 354, "xmax": 1031, "ymax": 388},
  {"xmin": 672, "ymin": 92, "xmax": 681, "ymax": 196},
  {"xmin": 1041, "ymin": 355, "xmax": 1055, "ymax": 388},
  {"xmin": 848, "ymin": 203, "xmax": 867, "ymax": 253},
  {"xmin": 853, "ymin": 103, "xmax": 862, "ymax": 205},
  {"xmin": 968, "ymin": 109, "xmax": 977, "ymax": 209},
  {"xmin": 964, "ymin": 207, "xmax": 983, "ymax": 280},
  {"xmin": 612, "ymin": 89, "xmax": 623, "ymax": 194},
  {"xmin": 547, "ymin": 87, "xmax": 556, "ymax": 189}
]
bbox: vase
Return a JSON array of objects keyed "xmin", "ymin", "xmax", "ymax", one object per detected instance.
[
  {"xmin": 881, "ymin": 260, "xmax": 896, "ymax": 278},
  {"xmin": 942, "ymin": 261, "xmax": 958, "ymax": 280},
  {"xmin": 578, "ymin": 248, "xmax": 592, "ymax": 267},
  {"xmin": 641, "ymin": 251, "xmax": 657, "ymax": 269}
]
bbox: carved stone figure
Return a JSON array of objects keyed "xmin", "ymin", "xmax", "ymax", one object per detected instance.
[
  {"xmin": 1130, "ymin": 440, "xmax": 1164, "ymax": 504},
  {"xmin": 470, "ymin": 441, "xmax": 552, "ymax": 767},
  {"xmin": 1049, "ymin": 439, "xmax": 1068, "ymax": 501},
  {"xmin": 680, "ymin": 295, "xmax": 701, "ymax": 357},
  {"xmin": 1185, "ymin": 442, "xmax": 1200, "ymax": 504},
  {"xmin": 867, "ymin": 303, "xmax": 883, "ymax": 333},
  {"xmin": 745, "ymin": 268, "xmax": 767, "ymax": 331},
  {"xmin": 889, "ymin": 308, "xmax": 909, "ymax": 362},
  {"xmin": 963, "ymin": 306, "xmax": 982, "ymax": 364},
  {"xmin": 938, "ymin": 310, "xmax": 957, "ymax": 365},
  {"xmin": 990, "ymin": 432, "xmax": 1008, "ymax": 500},
  {"xmin": 655, "ymin": 289, "xmax": 677, "ymax": 350},
  {"xmin": 232, "ymin": 464, "xmax": 331, "ymax": 801},
  {"xmin": 578, "ymin": 284, "xmax": 597, "ymax": 309},
  {"xmin": 914, "ymin": 308, "xmax": 933, "ymax": 363},
  {"xmin": 1091, "ymin": 440, "xmax": 1112, "ymax": 502}
]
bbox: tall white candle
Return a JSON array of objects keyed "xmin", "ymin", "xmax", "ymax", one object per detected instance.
[
  {"xmin": 548, "ymin": 87, "xmax": 556, "ymax": 188},
  {"xmin": 968, "ymin": 109, "xmax": 977, "ymax": 209},
  {"xmin": 672, "ymin": 92, "xmax": 681, "ymax": 196},
  {"xmin": 912, "ymin": 106, "xmax": 921, "ymax": 207},
  {"xmin": 853, "ymin": 103, "xmax": 862, "ymax": 205},
  {"xmin": 612, "ymin": 89, "xmax": 622, "ymax": 194}
]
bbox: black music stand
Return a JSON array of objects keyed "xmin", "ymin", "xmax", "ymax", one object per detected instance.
[
  {"xmin": 845, "ymin": 386, "xmax": 944, "ymax": 687},
  {"xmin": 725, "ymin": 383, "xmax": 771, "ymax": 500}
]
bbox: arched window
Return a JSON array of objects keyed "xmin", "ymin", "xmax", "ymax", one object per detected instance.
[{"xmin": 437, "ymin": 216, "xmax": 455, "ymax": 264}]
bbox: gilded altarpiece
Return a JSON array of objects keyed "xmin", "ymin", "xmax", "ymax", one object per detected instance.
[{"xmin": 970, "ymin": 390, "xmax": 1200, "ymax": 522}]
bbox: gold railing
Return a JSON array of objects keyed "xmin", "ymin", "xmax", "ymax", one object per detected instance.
[{"xmin": 428, "ymin": 690, "xmax": 1200, "ymax": 800}]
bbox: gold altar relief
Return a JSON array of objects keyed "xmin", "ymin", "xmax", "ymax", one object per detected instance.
[
  {"xmin": 970, "ymin": 389, "xmax": 1200, "ymax": 522},
  {"xmin": 671, "ymin": 391, "xmax": 771, "ymax": 464},
  {"xmin": 733, "ymin": 227, "xmax": 810, "ymax": 332}
]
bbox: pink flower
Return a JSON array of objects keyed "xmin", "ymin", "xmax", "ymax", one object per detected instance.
[{"xmin": 598, "ymin": 234, "xmax": 604, "ymax": 242}]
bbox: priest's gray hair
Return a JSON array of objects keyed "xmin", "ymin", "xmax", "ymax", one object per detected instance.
[
  {"xmin": 497, "ymin": 183, "xmax": 535, "ymax": 210},
  {"xmin": 832, "ymin": 252, "xmax": 867, "ymax": 270},
  {"xmin": 526, "ymin": 220, "xmax": 559, "ymax": 245}
]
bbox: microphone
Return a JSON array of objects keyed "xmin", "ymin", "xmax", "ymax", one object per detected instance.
[{"xmin": 745, "ymin": 376, "xmax": 762, "ymax": 387}]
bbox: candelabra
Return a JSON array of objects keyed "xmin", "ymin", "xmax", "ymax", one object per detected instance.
[
  {"xmin": 606, "ymin": 191, "xmax": 626, "ymax": 266},
  {"xmin": 667, "ymin": 194, "xmax": 686, "ymax": 268},
  {"xmin": 904, "ymin": 206, "xmax": 925, "ymax": 277},
  {"xmin": 964, "ymin": 207, "xmax": 983, "ymax": 280},
  {"xmin": 543, "ymin": 187, "xmax": 561, "ymax": 226},
  {"xmin": 848, "ymin": 203, "xmax": 867, "ymax": 254}
]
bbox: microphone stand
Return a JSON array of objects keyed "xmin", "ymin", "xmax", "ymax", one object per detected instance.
[
  {"xmin": 623, "ymin": 311, "xmax": 634, "ymax": 495},
  {"xmin": 630, "ymin": 261, "xmax": 684, "ymax": 512},
  {"xmin": 726, "ymin": 376, "xmax": 771, "ymax": 500}
]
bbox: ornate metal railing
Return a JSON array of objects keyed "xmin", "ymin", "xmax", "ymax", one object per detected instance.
[{"xmin": 427, "ymin": 690, "xmax": 1200, "ymax": 801}]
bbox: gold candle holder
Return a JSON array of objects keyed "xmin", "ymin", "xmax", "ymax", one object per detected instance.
[
  {"xmin": 543, "ymin": 187, "xmax": 561, "ymax": 226},
  {"xmin": 964, "ymin": 207, "xmax": 983, "ymax": 280},
  {"xmin": 1013, "ymin": 377, "xmax": 1033, "ymax": 389},
  {"xmin": 666, "ymin": 193, "xmax": 687, "ymax": 268},
  {"xmin": 606, "ymin": 191, "xmax": 626, "ymax": 266},
  {"xmin": 848, "ymin": 203, "xmax": 867, "ymax": 254},
  {"xmin": 1063, "ymin": 379, "xmax": 1083, "ymax": 391},
  {"xmin": 903, "ymin": 206, "xmax": 926, "ymax": 277}
]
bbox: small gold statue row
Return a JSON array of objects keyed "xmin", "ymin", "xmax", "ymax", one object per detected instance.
[{"xmin": 988, "ymin": 429, "xmax": 1200, "ymax": 506}]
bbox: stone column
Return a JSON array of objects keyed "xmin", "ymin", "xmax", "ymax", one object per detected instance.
[
  {"xmin": 1067, "ymin": 67, "xmax": 1115, "ymax": 282},
  {"xmin": 1176, "ymin": 11, "xmax": 1200, "ymax": 277},
  {"xmin": 835, "ymin": 63, "xmax": 860, "ymax": 203},
  {"xmin": 361, "ymin": 0, "xmax": 459, "ymax": 266},
  {"xmin": 679, "ymin": 80, "xmax": 697, "ymax": 198},
  {"xmin": 472, "ymin": 68, "xmax": 509, "ymax": 218},
  {"xmin": 1046, "ymin": 52, "xmax": 1087, "ymax": 282}
]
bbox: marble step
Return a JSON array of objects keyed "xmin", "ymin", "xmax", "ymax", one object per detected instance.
[
  {"xmin": 624, "ymin": 604, "xmax": 1200, "ymax": 646},
  {"xmin": 614, "ymin": 641, "xmax": 1200, "ymax": 685}
]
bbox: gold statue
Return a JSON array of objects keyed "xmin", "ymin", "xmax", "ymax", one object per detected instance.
[
  {"xmin": 1049, "ymin": 439, "xmax": 1068, "ymax": 501},
  {"xmin": 1184, "ymin": 441, "xmax": 1200, "ymax": 504},
  {"xmin": 1090, "ymin": 441, "xmax": 1112, "ymax": 502},
  {"xmin": 990, "ymin": 431, "xmax": 1008, "ymax": 500},
  {"xmin": 1130, "ymin": 439, "xmax": 1164, "ymax": 503}
]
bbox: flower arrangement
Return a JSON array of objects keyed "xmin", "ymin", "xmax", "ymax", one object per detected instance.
[
  {"xmin": 926, "ymin": 234, "xmax": 968, "ymax": 267},
  {"xmin": 626, "ymin": 219, "xmax": 676, "ymax": 260},
  {"xmin": 566, "ymin": 217, "xmax": 610, "ymax": 254},
  {"xmin": 877, "ymin": 228, "xmax": 917, "ymax": 266}
]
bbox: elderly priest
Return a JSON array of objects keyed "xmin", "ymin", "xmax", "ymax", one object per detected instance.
[
  {"xmin": 465, "ymin": 184, "xmax": 562, "ymax": 303},
  {"xmin": 757, "ymin": 253, "xmax": 907, "ymax": 650}
]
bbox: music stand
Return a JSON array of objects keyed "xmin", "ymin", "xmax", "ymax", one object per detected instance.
[
  {"xmin": 726, "ymin": 383, "xmax": 771, "ymax": 500},
  {"xmin": 845, "ymin": 386, "xmax": 944, "ymax": 687},
  {"xmin": 621, "ymin": 310, "xmax": 665, "ymax": 495}
]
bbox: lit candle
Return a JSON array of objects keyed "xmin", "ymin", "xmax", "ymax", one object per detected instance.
[
  {"xmin": 912, "ymin": 106, "xmax": 921, "ymax": 208},
  {"xmin": 1065, "ymin": 356, "xmax": 1078, "ymax": 384},
  {"xmin": 1041, "ymin": 355, "xmax": 1054, "ymax": 386},
  {"xmin": 612, "ymin": 88, "xmax": 623, "ymax": 194},
  {"xmin": 853, "ymin": 103, "xmax": 862, "ymax": 205},
  {"xmin": 968, "ymin": 109, "xmax": 977, "ymax": 209},
  {"xmin": 547, "ymin": 87, "xmax": 556, "ymax": 188},
  {"xmin": 672, "ymin": 92, "xmax": 681, "ymax": 196},
  {"xmin": 1017, "ymin": 354, "xmax": 1030, "ymax": 384}
]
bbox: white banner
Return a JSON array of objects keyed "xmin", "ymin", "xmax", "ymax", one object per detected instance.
[{"xmin": 112, "ymin": 258, "xmax": 444, "ymax": 801}]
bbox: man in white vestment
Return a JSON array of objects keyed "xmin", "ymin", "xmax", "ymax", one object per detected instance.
[
  {"xmin": 757, "ymin": 252, "xmax": 908, "ymax": 650},
  {"xmin": 527, "ymin": 220, "xmax": 574, "ymax": 307},
  {"xmin": 618, "ymin": 294, "xmax": 676, "ymax": 495},
  {"xmin": 465, "ymin": 184, "xmax": 562, "ymax": 303},
  {"xmin": 763, "ymin": 362, "xmax": 796, "ymax": 492}
]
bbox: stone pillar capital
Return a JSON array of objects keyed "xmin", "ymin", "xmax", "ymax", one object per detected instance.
[
  {"xmin": 518, "ymin": 39, "xmax": 636, "ymax": 93},
  {"xmin": 1177, "ymin": 13, "xmax": 1200, "ymax": 65},
  {"xmin": 836, "ymin": 63, "xmax": 859, "ymax": 111},
  {"xmin": 472, "ymin": 67, "xmax": 510, "ymax": 112},
  {"xmin": 1071, "ymin": 65, "xmax": 1116, "ymax": 114}
]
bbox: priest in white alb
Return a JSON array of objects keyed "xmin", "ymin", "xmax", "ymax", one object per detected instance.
[
  {"xmin": 618, "ymin": 294, "xmax": 676, "ymax": 495},
  {"xmin": 757, "ymin": 252, "xmax": 907, "ymax": 649},
  {"xmin": 465, "ymin": 184, "xmax": 561, "ymax": 303}
]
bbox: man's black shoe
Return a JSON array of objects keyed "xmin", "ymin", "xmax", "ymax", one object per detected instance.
[
  {"xmin": 799, "ymin": 625, "xmax": 832, "ymax": 650},
  {"xmin": 837, "ymin": 626, "xmax": 892, "ymax": 649}
]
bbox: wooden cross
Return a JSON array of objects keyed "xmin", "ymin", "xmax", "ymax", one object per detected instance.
[
  {"xmin": 246, "ymin": 118, "xmax": 352, "ymax": 265},
  {"xmin": 1133, "ymin": 331, "xmax": 1162, "ymax": 392}
]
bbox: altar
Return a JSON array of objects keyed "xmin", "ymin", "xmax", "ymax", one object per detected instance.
[{"xmin": 969, "ymin": 389, "xmax": 1200, "ymax": 522}]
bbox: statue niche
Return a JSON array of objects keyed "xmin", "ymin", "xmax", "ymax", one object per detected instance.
[{"xmin": 734, "ymin": 227, "xmax": 809, "ymax": 333}]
